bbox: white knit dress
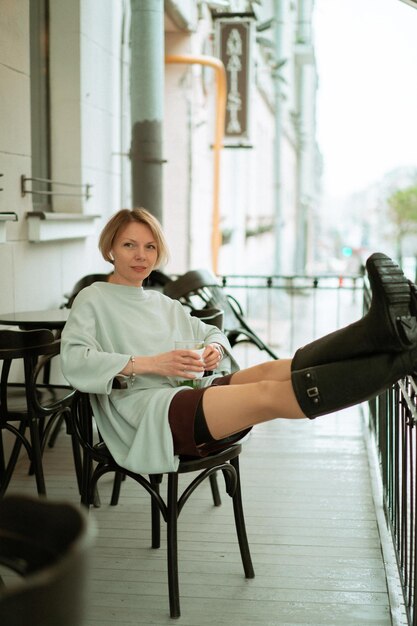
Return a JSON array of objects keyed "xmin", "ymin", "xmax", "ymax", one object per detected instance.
[{"xmin": 61, "ymin": 282, "xmax": 238, "ymax": 473}]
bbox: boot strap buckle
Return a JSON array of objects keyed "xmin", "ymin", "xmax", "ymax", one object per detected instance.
[{"xmin": 307, "ymin": 386, "xmax": 319, "ymax": 398}]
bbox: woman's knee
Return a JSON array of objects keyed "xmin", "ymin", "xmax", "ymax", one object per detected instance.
[
  {"xmin": 254, "ymin": 380, "xmax": 283, "ymax": 411},
  {"xmin": 256, "ymin": 359, "xmax": 292, "ymax": 382},
  {"xmin": 258, "ymin": 379, "xmax": 305, "ymax": 419},
  {"xmin": 231, "ymin": 359, "xmax": 289, "ymax": 385}
]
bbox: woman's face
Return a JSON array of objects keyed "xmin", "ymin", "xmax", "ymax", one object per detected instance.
[{"xmin": 109, "ymin": 221, "xmax": 158, "ymax": 287}]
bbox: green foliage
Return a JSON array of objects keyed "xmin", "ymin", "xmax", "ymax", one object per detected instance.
[
  {"xmin": 387, "ymin": 184, "xmax": 417, "ymax": 235},
  {"xmin": 386, "ymin": 184, "xmax": 417, "ymax": 259}
]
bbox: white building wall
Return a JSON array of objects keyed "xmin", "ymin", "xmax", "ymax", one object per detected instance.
[
  {"xmin": 0, "ymin": 0, "xmax": 318, "ymax": 319},
  {"xmin": 0, "ymin": 0, "xmax": 125, "ymax": 315},
  {"xmin": 0, "ymin": 1, "xmax": 32, "ymax": 312}
]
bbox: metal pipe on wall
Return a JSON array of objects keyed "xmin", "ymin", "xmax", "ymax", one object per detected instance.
[
  {"xmin": 294, "ymin": 0, "xmax": 314, "ymax": 272},
  {"xmin": 130, "ymin": 0, "xmax": 164, "ymax": 222}
]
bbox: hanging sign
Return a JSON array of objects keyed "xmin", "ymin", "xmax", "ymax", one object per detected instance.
[{"xmin": 216, "ymin": 18, "xmax": 254, "ymax": 145}]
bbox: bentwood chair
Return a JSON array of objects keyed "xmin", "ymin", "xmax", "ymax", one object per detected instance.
[
  {"xmin": 61, "ymin": 269, "xmax": 172, "ymax": 309},
  {"xmin": 70, "ymin": 388, "xmax": 255, "ymax": 619},
  {"xmin": 0, "ymin": 329, "xmax": 79, "ymax": 496},
  {"xmin": 0, "ymin": 495, "xmax": 93, "ymax": 626},
  {"xmin": 61, "ymin": 272, "xmax": 111, "ymax": 309},
  {"xmin": 164, "ymin": 269, "xmax": 279, "ymax": 359}
]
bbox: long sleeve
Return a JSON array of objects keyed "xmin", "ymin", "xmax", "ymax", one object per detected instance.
[{"xmin": 61, "ymin": 292, "xmax": 131, "ymax": 394}]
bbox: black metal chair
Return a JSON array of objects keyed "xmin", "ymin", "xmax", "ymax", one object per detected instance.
[
  {"xmin": 145, "ymin": 268, "xmax": 173, "ymax": 289},
  {"xmin": 164, "ymin": 269, "xmax": 278, "ymax": 359},
  {"xmin": 0, "ymin": 494, "xmax": 93, "ymax": 626},
  {"xmin": 70, "ymin": 388, "xmax": 254, "ymax": 619},
  {"xmin": 61, "ymin": 269, "xmax": 172, "ymax": 309},
  {"xmin": 61, "ymin": 272, "xmax": 112, "ymax": 309},
  {"xmin": 0, "ymin": 329, "xmax": 79, "ymax": 496}
]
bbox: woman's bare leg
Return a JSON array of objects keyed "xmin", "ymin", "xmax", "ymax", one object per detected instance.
[
  {"xmin": 202, "ymin": 377, "xmax": 305, "ymax": 441},
  {"xmin": 204, "ymin": 346, "xmax": 417, "ymax": 439},
  {"xmin": 201, "ymin": 250, "xmax": 417, "ymax": 440},
  {"xmin": 229, "ymin": 358, "xmax": 292, "ymax": 385}
]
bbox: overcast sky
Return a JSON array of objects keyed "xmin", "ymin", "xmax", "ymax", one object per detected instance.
[{"xmin": 313, "ymin": 0, "xmax": 417, "ymax": 198}]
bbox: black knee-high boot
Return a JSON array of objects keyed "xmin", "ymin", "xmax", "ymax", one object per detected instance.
[
  {"xmin": 291, "ymin": 349, "xmax": 415, "ymax": 419},
  {"xmin": 292, "ymin": 253, "xmax": 417, "ymax": 371}
]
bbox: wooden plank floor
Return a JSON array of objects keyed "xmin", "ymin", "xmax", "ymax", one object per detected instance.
[{"xmin": 5, "ymin": 404, "xmax": 392, "ymax": 626}]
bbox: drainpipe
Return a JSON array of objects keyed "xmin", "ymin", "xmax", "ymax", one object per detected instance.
[
  {"xmin": 295, "ymin": 0, "xmax": 313, "ymax": 272},
  {"xmin": 165, "ymin": 54, "xmax": 226, "ymax": 274},
  {"xmin": 130, "ymin": 0, "xmax": 164, "ymax": 222},
  {"xmin": 273, "ymin": 0, "xmax": 284, "ymax": 275}
]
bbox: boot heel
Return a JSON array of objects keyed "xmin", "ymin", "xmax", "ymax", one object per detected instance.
[
  {"xmin": 366, "ymin": 253, "xmax": 417, "ymax": 349},
  {"xmin": 397, "ymin": 315, "xmax": 417, "ymax": 346}
]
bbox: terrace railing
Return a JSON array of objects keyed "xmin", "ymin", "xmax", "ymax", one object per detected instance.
[
  {"xmin": 364, "ymin": 278, "xmax": 417, "ymax": 626},
  {"xmin": 368, "ymin": 380, "xmax": 417, "ymax": 626},
  {"xmin": 217, "ymin": 273, "xmax": 364, "ymax": 364}
]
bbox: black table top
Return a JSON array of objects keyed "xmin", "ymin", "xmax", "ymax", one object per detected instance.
[{"xmin": 0, "ymin": 308, "xmax": 70, "ymax": 330}]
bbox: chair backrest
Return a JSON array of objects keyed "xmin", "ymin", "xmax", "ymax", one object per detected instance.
[
  {"xmin": 0, "ymin": 494, "xmax": 93, "ymax": 626},
  {"xmin": 63, "ymin": 273, "xmax": 112, "ymax": 308},
  {"xmin": 189, "ymin": 307, "xmax": 224, "ymax": 331},
  {"xmin": 0, "ymin": 328, "xmax": 56, "ymax": 357},
  {"xmin": 63, "ymin": 270, "xmax": 173, "ymax": 307},
  {"xmin": 164, "ymin": 270, "xmax": 238, "ymax": 330},
  {"xmin": 164, "ymin": 270, "xmax": 279, "ymax": 359},
  {"xmin": 0, "ymin": 329, "xmax": 59, "ymax": 415},
  {"xmin": 145, "ymin": 269, "xmax": 172, "ymax": 288},
  {"xmin": 0, "ymin": 328, "xmax": 57, "ymax": 402}
]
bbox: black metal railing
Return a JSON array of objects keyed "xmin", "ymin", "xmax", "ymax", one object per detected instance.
[
  {"xmin": 367, "ymin": 379, "xmax": 417, "ymax": 625},
  {"xmin": 359, "ymin": 279, "xmax": 415, "ymax": 624},
  {"xmin": 218, "ymin": 273, "xmax": 364, "ymax": 363}
]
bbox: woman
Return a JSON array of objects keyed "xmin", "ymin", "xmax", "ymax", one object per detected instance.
[{"xmin": 61, "ymin": 208, "xmax": 417, "ymax": 474}]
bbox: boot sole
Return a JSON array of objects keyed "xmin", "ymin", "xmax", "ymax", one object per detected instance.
[{"xmin": 366, "ymin": 252, "xmax": 417, "ymax": 349}]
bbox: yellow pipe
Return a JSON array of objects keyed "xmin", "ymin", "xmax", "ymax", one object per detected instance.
[{"xmin": 165, "ymin": 54, "xmax": 226, "ymax": 274}]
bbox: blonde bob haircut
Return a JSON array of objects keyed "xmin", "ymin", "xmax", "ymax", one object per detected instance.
[{"xmin": 99, "ymin": 208, "xmax": 169, "ymax": 268}]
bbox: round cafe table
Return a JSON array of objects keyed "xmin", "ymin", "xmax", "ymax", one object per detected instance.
[{"xmin": 0, "ymin": 309, "xmax": 70, "ymax": 331}]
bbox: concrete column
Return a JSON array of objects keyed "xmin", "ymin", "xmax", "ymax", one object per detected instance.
[
  {"xmin": 273, "ymin": 0, "xmax": 284, "ymax": 274},
  {"xmin": 294, "ymin": 0, "xmax": 314, "ymax": 272},
  {"xmin": 130, "ymin": 0, "xmax": 164, "ymax": 222}
]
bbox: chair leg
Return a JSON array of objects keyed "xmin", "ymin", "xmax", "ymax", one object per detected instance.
[
  {"xmin": 0, "ymin": 434, "xmax": 23, "ymax": 497},
  {"xmin": 150, "ymin": 474, "xmax": 162, "ymax": 549},
  {"xmin": 110, "ymin": 471, "xmax": 124, "ymax": 505},
  {"xmin": 209, "ymin": 472, "xmax": 221, "ymax": 506},
  {"xmin": 81, "ymin": 448, "xmax": 93, "ymax": 507},
  {"xmin": 62, "ymin": 410, "xmax": 83, "ymax": 494},
  {"xmin": 29, "ymin": 419, "xmax": 46, "ymax": 496},
  {"xmin": 92, "ymin": 485, "xmax": 101, "ymax": 508},
  {"xmin": 230, "ymin": 457, "xmax": 255, "ymax": 579},
  {"xmin": 28, "ymin": 416, "xmax": 45, "ymax": 476},
  {"xmin": 0, "ymin": 431, "xmax": 5, "ymax": 479},
  {"xmin": 47, "ymin": 413, "xmax": 65, "ymax": 448},
  {"xmin": 70, "ymin": 431, "xmax": 83, "ymax": 494},
  {"xmin": 167, "ymin": 473, "xmax": 181, "ymax": 619}
]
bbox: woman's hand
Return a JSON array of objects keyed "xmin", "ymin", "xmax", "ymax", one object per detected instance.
[
  {"xmin": 202, "ymin": 343, "xmax": 224, "ymax": 372},
  {"xmin": 120, "ymin": 344, "xmax": 225, "ymax": 380},
  {"xmin": 151, "ymin": 350, "xmax": 205, "ymax": 379}
]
